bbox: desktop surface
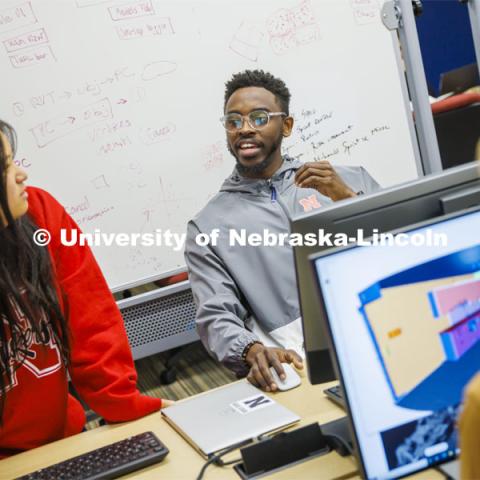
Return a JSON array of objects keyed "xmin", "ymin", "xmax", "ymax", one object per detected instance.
[
  {"xmin": 1, "ymin": 379, "xmax": 361, "ymax": 480},
  {"xmin": 0, "ymin": 378, "xmax": 446, "ymax": 480},
  {"xmin": 312, "ymin": 208, "xmax": 480, "ymax": 479}
]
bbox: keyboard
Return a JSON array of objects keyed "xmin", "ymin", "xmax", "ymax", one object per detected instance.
[
  {"xmin": 17, "ymin": 431, "xmax": 169, "ymax": 480},
  {"xmin": 323, "ymin": 384, "xmax": 346, "ymax": 409}
]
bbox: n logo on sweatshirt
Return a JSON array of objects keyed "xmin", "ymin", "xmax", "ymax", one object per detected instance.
[
  {"xmin": 1, "ymin": 293, "xmax": 62, "ymax": 395},
  {"xmin": 299, "ymin": 194, "xmax": 321, "ymax": 212}
]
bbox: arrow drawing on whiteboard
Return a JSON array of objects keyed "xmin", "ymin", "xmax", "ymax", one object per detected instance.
[
  {"xmin": 143, "ymin": 209, "xmax": 152, "ymax": 222},
  {"xmin": 59, "ymin": 91, "xmax": 72, "ymax": 100},
  {"xmin": 61, "ymin": 116, "xmax": 76, "ymax": 125},
  {"xmin": 141, "ymin": 61, "xmax": 177, "ymax": 81},
  {"xmin": 117, "ymin": 98, "xmax": 128, "ymax": 104}
]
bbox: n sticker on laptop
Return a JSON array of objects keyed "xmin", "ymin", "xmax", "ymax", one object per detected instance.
[{"xmin": 230, "ymin": 394, "xmax": 275, "ymax": 415}]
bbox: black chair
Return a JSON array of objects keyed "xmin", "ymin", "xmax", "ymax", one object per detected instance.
[{"xmin": 431, "ymin": 92, "xmax": 480, "ymax": 170}]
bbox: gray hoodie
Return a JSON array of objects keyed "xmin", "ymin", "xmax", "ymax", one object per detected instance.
[{"xmin": 184, "ymin": 157, "xmax": 380, "ymax": 375}]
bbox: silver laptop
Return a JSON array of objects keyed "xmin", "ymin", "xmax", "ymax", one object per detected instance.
[{"xmin": 162, "ymin": 381, "xmax": 300, "ymax": 457}]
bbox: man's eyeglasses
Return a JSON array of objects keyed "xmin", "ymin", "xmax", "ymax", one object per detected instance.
[{"xmin": 220, "ymin": 110, "xmax": 287, "ymax": 132}]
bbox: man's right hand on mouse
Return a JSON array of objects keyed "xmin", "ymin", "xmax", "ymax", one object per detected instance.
[{"xmin": 244, "ymin": 343, "xmax": 303, "ymax": 392}]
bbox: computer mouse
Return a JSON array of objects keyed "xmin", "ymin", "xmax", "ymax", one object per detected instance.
[{"xmin": 269, "ymin": 363, "xmax": 301, "ymax": 391}]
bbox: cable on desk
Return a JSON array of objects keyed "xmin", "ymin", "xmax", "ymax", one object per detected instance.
[{"xmin": 196, "ymin": 440, "xmax": 250, "ymax": 480}]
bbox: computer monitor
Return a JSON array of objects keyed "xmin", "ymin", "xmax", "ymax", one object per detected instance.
[
  {"xmin": 310, "ymin": 207, "xmax": 480, "ymax": 479},
  {"xmin": 291, "ymin": 162, "xmax": 480, "ymax": 384}
]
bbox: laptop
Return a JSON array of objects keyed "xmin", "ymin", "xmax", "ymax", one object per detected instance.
[
  {"xmin": 162, "ymin": 381, "xmax": 300, "ymax": 457},
  {"xmin": 310, "ymin": 207, "xmax": 480, "ymax": 479},
  {"xmin": 439, "ymin": 62, "xmax": 479, "ymax": 95}
]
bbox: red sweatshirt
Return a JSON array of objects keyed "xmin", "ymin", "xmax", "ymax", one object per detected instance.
[{"xmin": 0, "ymin": 187, "xmax": 161, "ymax": 458}]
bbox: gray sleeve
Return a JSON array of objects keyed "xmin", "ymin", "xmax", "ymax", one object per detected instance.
[
  {"xmin": 359, "ymin": 166, "xmax": 382, "ymax": 193},
  {"xmin": 184, "ymin": 221, "xmax": 259, "ymax": 376}
]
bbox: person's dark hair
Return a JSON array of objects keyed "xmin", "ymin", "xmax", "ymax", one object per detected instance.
[
  {"xmin": 0, "ymin": 120, "xmax": 70, "ymax": 422},
  {"xmin": 224, "ymin": 70, "xmax": 291, "ymax": 114}
]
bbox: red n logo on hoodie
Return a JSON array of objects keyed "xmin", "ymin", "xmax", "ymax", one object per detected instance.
[{"xmin": 299, "ymin": 195, "xmax": 321, "ymax": 212}]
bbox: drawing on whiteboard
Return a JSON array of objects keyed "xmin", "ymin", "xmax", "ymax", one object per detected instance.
[
  {"xmin": 287, "ymin": 104, "xmax": 393, "ymax": 163},
  {"xmin": 14, "ymin": 157, "xmax": 31, "ymax": 169},
  {"xmin": 89, "ymin": 119, "xmax": 133, "ymax": 143},
  {"xmin": 12, "ymin": 101, "xmax": 24, "ymax": 117},
  {"xmin": 229, "ymin": 21, "xmax": 264, "ymax": 62},
  {"xmin": 0, "ymin": 2, "xmax": 37, "ymax": 34},
  {"xmin": 74, "ymin": 206, "xmax": 116, "ymax": 227},
  {"xmin": 9, "ymin": 45, "xmax": 56, "ymax": 69},
  {"xmin": 91, "ymin": 174, "xmax": 110, "ymax": 190},
  {"xmin": 266, "ymin": 0, "xmax": 320, "ymax": 55},
  {"xmin": 141, "ymin": 206, "xmax": 155, "ymax": 225},
  {"xmin": 141, "ymin": 61, "xmax": 177, "ymax": 81},
  {"xmin": 65, "ymin": 196, "xmax": 90, "ymax": 217},
  {"xmin": 132, "ymin": 86, "xmax": 147, "ymax": 102},
  {"xmin": 11, "ymin": 67, "xmax": 135, "ymax": 116},
  {"xmin": 158, "ymin": 176, "xmax": 195, "ymax": 222},
  {"xmin": 98, "ymin": 134, "xmax": 133, "ymax": 156},
  {"xmin": 2, "ymin": 27, "xmax": 49, "ymax": 53},
  {"xmin": 0, "ymin": 0, "xmax": 420, "ymax": 289},
  {"xmin": 350, "ymin": 0, "xmax": 379, "ymax": 26},
  {"xmin": 30, "ymin": 97, "xmax": 113, "ymax": 148},
  {"xmin": 127, "ymin": 247, "xmax": 163, "ymax": 273},
  {"xmin": 108, "ymin": 0, "xmax": 155, "ymax": 21},
  {"xmin": 140, "ymin": 122, "xmax": 176, "ymax": 145},
  {"xmin": 202, "ymin": 141, "xmax": 225, "ymax": 172},
  {"xmin": 115, "ymin": 17, "xmax": 174, "ymax": 40}
]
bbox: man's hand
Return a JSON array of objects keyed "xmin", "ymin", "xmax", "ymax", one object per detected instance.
[
  {"xmin": 245, "ymin": 343, "xmax": 303, "ymax": 392},
  {"xmin": 294, "ymin": 160, "xmax": 356, "ymax": 201}
]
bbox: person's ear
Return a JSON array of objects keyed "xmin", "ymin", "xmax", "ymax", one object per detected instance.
[{"xmin": 282, "ymin": 116, "xmax": 294, "ymax": 137}]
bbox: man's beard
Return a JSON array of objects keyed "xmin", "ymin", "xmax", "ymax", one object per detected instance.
[{"xmin": 228, "ymin": 134, "xmax": 282, "ymax": 177}]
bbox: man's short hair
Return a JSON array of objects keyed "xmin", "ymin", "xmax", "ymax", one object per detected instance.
[{"xmin": 224, "ymin": 70, "xmax": 291, "ymax": 114}]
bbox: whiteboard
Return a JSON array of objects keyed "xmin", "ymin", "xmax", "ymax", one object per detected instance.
[{"xmin": 0, "ymin": 0, "xmax": 421, "ymax": 290}]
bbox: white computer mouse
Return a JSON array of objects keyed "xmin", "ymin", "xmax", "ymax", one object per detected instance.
[{"xmin": 269, "ymin": 363, "xmax": 302, "ymax": 391}]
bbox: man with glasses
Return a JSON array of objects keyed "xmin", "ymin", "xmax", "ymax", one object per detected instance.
[{"xmin": 185, "ymin": 70, "xmax": 380, "ymax": 390}]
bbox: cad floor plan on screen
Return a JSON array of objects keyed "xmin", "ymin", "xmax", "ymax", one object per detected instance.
[{"xmin": 359, "ymin": 245, "xmax": 480, "ymax": 412}]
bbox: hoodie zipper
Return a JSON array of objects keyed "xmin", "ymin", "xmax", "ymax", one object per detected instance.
[
  {"xmin": 266, "ymin": 178, "xmax": 292, "ymax": 232},
  {"xmin": 267, "ymin": 179, "xmax": 277, "ymax": 203}
]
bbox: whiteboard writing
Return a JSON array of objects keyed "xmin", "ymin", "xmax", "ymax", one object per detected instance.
[
  {"xmin": 108, "ymin": 1, "xmax": 155, "ymax": 21},
  {"xmin": 30, "ymin": 98, "xmax": 113, "ymax": 148},
  {"xmin": 0, "ymin": 2, "xmax": 37, "ymax": 34},
  {"xmin": 0, "ymin": 0, "xmax": 419, "ymax": 290},
  {"xmin": 2, "ymin": 27, "xmax": 49, "ymax": 52}
]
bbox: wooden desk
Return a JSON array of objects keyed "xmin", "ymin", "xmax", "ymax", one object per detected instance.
[{"xmin": 0, "ymin": 378, "xmax": 443, "ymax": 480}]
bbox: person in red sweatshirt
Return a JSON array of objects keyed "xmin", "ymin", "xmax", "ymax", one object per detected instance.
[{"xmin": 0, "ymin": 120, "xmax": 172, "ymax": 458}]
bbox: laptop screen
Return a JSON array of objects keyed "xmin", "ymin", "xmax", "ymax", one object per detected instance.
[{"xmin": 311, "ymin": 208, "xmax": 480, "ymax": 479}]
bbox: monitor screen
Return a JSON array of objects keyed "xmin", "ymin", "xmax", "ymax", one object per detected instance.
[
  {"xmin": 311, "ymin": 208, "xmax": 480, "ymax": 479},
  {"xmin": 291, "ymin": 162, "xmax": 480, "ymax": 385}
]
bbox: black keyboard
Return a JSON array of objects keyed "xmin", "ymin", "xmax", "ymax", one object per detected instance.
[
  {"xmin": 323, "ymin": 384, "xmax": 346, "ymax": 408},
  {"xmin": 17, "ymin": 431, "xmax": 169, "ymax": 480}
]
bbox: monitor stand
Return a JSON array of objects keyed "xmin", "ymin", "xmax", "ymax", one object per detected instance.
[
  {"xmin": 320, "ymin": 416, "xmax": 354, "ymax": 457},
  {"xmin": 233, "ymin": 419, "xmax": 354, "ymax": 479}
]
